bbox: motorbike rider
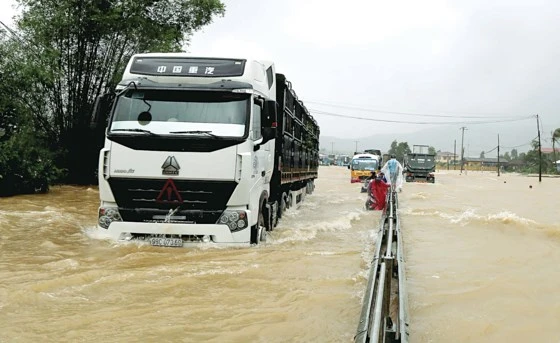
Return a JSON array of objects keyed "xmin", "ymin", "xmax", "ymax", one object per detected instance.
[
  {"xmin": 362, "ymin": 171, "xmax": 377, "ymax": 194},
  {"xmin": 381, "ymin": 154, "xmax": 404, "ymax": 192},
  {"xmin": 378, "ymin": 171, "xmax": 387, "ymax": 183},
  {"xmin": 368, "ymin": 172, "xmax": 390, "ymax": 210}
]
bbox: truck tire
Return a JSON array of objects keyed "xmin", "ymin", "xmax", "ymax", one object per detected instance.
[
  {"xmin": 271, "ymin": 201, "xmax": 278, "ymax": 228},
  {"xmin": 264, "ymin": 203, "xmax": 272, "ymax": 231},
  {"xmin": 286, "ymin": 191, "xmax": 293, "ymax": 209},
  {"xmin": 250, "ymin": 208, "xmax": 267, "ymax": 245},
  {"xmin": 278, "ymin": 193, "xmax": 287, "ymax": 218}
]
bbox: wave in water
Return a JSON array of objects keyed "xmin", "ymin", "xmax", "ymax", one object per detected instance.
[
  {"xmin": 401, "ymin": 208, "xmax": 560, "ymax": 239},
  {"xmin": 401, "ymin": 208, "xmax": 537, "ymax": 227}
]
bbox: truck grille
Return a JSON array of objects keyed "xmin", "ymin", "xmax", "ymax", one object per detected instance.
[{"xmin": 108, "ymin": 178, "xmax": 237, "ymax": 224}]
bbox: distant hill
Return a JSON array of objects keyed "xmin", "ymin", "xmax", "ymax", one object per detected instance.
[{"xmin": 319, "ymin": 122, "xmax": 539, "ymax": 157}]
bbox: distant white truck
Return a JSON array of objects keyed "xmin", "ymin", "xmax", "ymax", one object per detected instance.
[{"xmin": 91, "ymin": 54, "xmax": 320, "ymax": 246}]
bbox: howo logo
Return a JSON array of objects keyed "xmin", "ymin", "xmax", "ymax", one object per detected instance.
[{"xmin": 162, "ymin": 156, "xmax": 180, "ymax": 175}]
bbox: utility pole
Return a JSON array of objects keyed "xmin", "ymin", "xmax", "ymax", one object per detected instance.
[
  {"xmin": 354, "ymin": 141, "xmax": 359, "ymax": 154},
  {"xmin": 331, "ymin": 142, "xmax": 334, "ymax": 155},
  {"xmin": 460, "ymin": 127, "xmax": 467, "ymax": 174},
  {"xmin": 536, "ymin": 115, "xmax": 542, "ymax": 182},
  {"xmin": 453, "ymin": 139, "xmax": 456, "ymax": 171},
  {"xmin": 497, "ymin": 134, "xmax": 500, "ymax": 177},
  {"xmin": 552, "ymin": 131, "xmax": 557, "ymax": 174}
]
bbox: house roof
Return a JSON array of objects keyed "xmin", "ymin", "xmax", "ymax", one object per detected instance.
[
  {"xmin": 463, "ymin": 157, "xmax": 504, "ymax": 163},
  {"xmin": 540, "ymin": 147, "xmax": 560, "ymax": 153},
  {"xmin": 436, "ymin": 151, "xmax": 457, "ymax": 157}
]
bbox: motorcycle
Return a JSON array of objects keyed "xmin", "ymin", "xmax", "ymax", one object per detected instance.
[
  {"xmin": 360, "ymin": 179, "xmax": 371, "ymax": 193},
  {"xmin": 365, "ymin": 192, "xmax": 377, "ymax": 210}
]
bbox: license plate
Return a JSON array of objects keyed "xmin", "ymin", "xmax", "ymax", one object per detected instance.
[{"xmin": 149, "ymin": 237, "xmax": 183, "ymax": 247}]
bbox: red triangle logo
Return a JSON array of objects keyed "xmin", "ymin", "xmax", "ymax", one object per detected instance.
[{"xmin": 156, "ymin": 179, "xmax": 183, "ymax": 203}]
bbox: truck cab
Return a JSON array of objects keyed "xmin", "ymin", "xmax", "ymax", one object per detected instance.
[{"xmin": 91, "ymin": 54, "xmax": 319, "ymax": 247}]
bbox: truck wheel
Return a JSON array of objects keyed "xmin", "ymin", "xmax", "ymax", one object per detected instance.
[
  {"xmin": 286, "ymin": 192, "xmax": 293, "ymax": 209},
  {"xmin": 250, "ymin": 209, "xmax": 267, "ymax": 245},
  {"xmin": 271, "ymin": 201, "xmax": 279, "ymax": 228},
  {"xmin": 279, "ymin": 193, "xmax": 287, "ymax": 218}
]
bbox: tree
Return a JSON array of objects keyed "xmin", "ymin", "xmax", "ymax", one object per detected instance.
[
  {"xmin": 480, "ymin": 151, "xmax": 485, "ymax": 158},
  {"xmin": 397, "ymin": 142, "xmax": 411, "ymax": 161},
  {"xmin": 503, "ymin": 152, "xmax": 511, "ymax": 161},
  {"xmin": 523, "ymin": 139, "xmax": 540, "ymax": 172},
  {"xmin": 522, "ymin": 138, "xmax": 555, "ymax": 173},
  {"xmin": 553, "ymin": 128, "xmax": 560, "ymax": 171},
  {"xmin": 388, "ymin": 140, "xmax": 398, "ymax": 155},
  {"xmin": 387, "ymin": 140, "xmax": 411, "ymax": 161},
  {"xmin": 554, "ymin": 128, "xmax": 560, "ymax": 141},
  {"xmin": 428, "ymin": 146, "xmax": 436, "ymax": 155},
  {"xmin": 0, "ymin": 38, "xmax": 62, "ymax": 196},
  {"xmin": 511, "ymin": 148, "xmax": 518, "ymax": 160},
  {"xmin": 13, "ymin": 0, "xmax": 225, "ymax": 184}
]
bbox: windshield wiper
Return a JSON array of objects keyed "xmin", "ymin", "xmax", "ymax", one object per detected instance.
[
  {"xmin": 111, "ymin": 128, "xmax": 158, "ymax": 136},
  {"xmin": 169, "ymin": 130, "xmax": 221, "ymax": 138}
]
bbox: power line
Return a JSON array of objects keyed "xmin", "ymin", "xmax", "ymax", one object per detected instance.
[
  {"xmin": 309, "ymin": 109, "xmax": 534, "ymax": 125},
  {"xmin": 0, "ymin": 20, "xmax": 24, "ymax": 46},
  {"xmin": 0, "ymin": 19, "xmax": 46, "ymax": 57},
  {"xmin": 477, "ymin": 138, "xmax": 536, "ymax": 155},
  {"xmin": 305, "ymin": 99, "xmax": 528, "ymax": 119},
  {"xmin": 501, "ymin": 139, "xmax": 536, "ymax": 150}
]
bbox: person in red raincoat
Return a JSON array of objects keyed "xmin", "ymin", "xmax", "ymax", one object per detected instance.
[{"xmin": 369, "ymin": 173, "xmax": 390, "ymax": 210}]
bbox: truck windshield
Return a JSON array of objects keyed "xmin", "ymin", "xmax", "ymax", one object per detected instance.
[{"xmin": 110, "ymin": 90, "xmax": 249, "ymax": 137}]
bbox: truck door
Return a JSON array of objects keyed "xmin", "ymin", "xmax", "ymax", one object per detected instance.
[{"xmin": 252, "ymin": 101, "xmax": 271, "ymax": 186}]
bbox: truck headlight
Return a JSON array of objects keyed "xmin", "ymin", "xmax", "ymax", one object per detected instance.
[
  {"xmin": 98, "ymin": 207, "xmax": 122, "ymax": 229},
  {"xmin": 217, "ymin": 210, "xmax": 248, "ymax": 232}
]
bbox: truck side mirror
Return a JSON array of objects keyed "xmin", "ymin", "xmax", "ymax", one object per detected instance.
[
  {"xmin": 261, "ymin": 100, "xmax": 277, "ymax": 142},
  {"xmin": 90, "ymin": 93, "xmax": 115, "ymax": 129}
]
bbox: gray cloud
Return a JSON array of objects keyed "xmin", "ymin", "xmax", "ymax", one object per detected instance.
[{"xmin": 2, "ymin": 0, "xmax": 559, "ymax": 152}]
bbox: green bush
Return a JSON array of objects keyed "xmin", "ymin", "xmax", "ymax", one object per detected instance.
[{"xmin": 0, "ymin": 114, "xmax": 63, "ymax": 197}]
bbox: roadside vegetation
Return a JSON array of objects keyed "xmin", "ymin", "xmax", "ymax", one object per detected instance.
[{"xmin": 0, "ymin": 0, "xmax": 225, "ymax": 196}]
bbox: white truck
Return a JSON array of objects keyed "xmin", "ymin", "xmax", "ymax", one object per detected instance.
[{"xmin": 91, "ymin": 53, "xmax": 320, "ymax": 246}]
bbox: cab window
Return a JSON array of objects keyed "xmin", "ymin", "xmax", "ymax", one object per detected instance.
[{"xmin": 251, "ymin": 103, "xmax": 262, "ymax": 140}]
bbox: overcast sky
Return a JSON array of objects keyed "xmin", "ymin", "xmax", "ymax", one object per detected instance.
[{"xmin": 2, "ymin": 0, "xmax": 560, "ymax": 151}]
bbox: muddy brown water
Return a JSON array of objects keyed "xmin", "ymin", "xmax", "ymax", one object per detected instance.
[{"xmin": 1, "ymin": 167, "xmax": 558, "ymax": 342}]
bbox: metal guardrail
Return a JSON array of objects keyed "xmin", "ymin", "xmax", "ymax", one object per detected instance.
[{"xmin": 355, "ymin": 190, "xmax": 409, "ymax": 343}]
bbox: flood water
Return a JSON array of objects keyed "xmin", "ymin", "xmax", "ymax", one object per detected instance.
[
  {"xmin": 402, "ymin": 170, "xmax": 560, "ymax": 343},
  {"xmin": 1, "ymin": 167, "xmax": 559, "ymax": 342}
]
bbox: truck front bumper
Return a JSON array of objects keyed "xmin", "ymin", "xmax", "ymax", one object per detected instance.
[{"xmin": 104, "ymin": 221, "xmax": 251, "ymax": 246}]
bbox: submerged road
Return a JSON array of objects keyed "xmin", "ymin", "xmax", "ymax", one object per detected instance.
[{"xmin": 1, "ymin": 167, "xmax": 559, "ymax": 342}]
